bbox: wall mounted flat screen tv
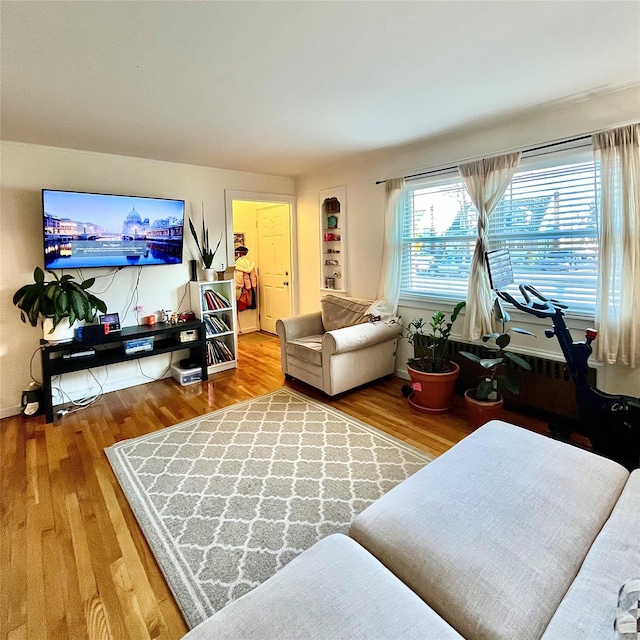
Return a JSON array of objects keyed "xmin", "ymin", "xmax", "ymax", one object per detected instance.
[{"xmin": 43, "ymin": 189, "xmax": 185, "ymax": 269}]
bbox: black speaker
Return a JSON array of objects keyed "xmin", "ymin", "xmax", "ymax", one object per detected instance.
[
  {"xmin": 189, "ymin": 259, "xmax": 198, "ymax": 282},
  {"xmin": 78, "ymin": 323, "xmax": 109, "ymax": 344}
]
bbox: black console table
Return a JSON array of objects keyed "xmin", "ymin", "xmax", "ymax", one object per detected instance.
[{"xmin": 40, "ymin": 320, "xmax": 208, "ymax": 423}]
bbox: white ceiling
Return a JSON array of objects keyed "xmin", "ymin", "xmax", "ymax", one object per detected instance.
[{"xmin": 2, "ymin": 1, "xmax": 639, "ymax": 177}]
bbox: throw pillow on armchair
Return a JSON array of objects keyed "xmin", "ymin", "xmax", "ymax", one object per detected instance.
[{"xmin": 320, "ymin": 295, "xmax": 379, "ymax": 331}]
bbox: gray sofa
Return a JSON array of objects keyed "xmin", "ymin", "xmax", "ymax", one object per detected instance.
[{"xmin": 183, "ymin": 421, "xmax": 639, "ymax": 640}]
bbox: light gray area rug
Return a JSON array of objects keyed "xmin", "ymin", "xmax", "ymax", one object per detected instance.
[{"xmin": 105, "ymin": 388, "xmax": 433, "ymax": 628}]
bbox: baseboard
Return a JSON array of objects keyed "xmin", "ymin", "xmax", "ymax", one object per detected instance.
[
  {"xmin": 1, "ymin": 404, "xmax": 22, "ymax": 419},
  {"xmin": 396, "ymin": 367, "xmax": 410, "ymax": 380},
  {"xmin": 238, "ymin": 325, "xmax": 259, "ymax": 334},
  {"xmin": 55, "ymin": 371, "xmax": 172, "ymax": 405},
  {"xmin": 2, "ymin": 360, "xmax": 176, "ymax": 420}
]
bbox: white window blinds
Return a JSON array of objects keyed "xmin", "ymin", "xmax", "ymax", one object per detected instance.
[{"xmin": 400, "ymin": 148, "xmax": 599, "ymax": 315}]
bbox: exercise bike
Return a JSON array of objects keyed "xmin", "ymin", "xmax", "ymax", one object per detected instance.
[{"xmin": 486, "ymin": 249, "xmax": 640, "ymax": 471}]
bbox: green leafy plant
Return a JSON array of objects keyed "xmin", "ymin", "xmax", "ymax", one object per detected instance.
[
  {"xmin": 188, "ymin": 212, "xmax": 222, "ymax": 269},
  {"xmin": 13, "ymin": 267, "xmax": 108, "ymax": 332},
  {"xmin": 396, "ymin": 301, "xmax": 466, "ymax": 373},
  {"xmin": 459, "ymin": 302, "xmax": 535, "ymax": 401}
]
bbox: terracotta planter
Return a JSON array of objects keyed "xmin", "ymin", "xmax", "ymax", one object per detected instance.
[
  {"xmin": 407, "ymin": 361, "xmax": 460, "ymax": 414},
  {"xmin": 464, "ymin": 389, "xmax": 504, "ymax": 430}
]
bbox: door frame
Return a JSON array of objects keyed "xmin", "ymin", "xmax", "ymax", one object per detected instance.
[{"xmin": 224, "ymin": 190, "xmax": 298, "ymax": 321}]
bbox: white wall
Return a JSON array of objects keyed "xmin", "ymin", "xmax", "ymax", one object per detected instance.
[
  {"xmin": 0, "ymin": 141, "xmax": 294, "ymax": 417},
  {"xmin": 295, "ymin": 85, "xmax": 640, "ymax": 396}
]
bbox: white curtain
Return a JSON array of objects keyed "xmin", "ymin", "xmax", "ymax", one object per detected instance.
[
  {"xmin": 460, "ymin": 152, "xmax": 521, "ymax": 341},
  {"xmin": 372, "ymin": 177, "xmax": 405, "ymax": 318},
  {"xmin": 593, "ymin": 123, "xmax": 640, "ymax": 367}
]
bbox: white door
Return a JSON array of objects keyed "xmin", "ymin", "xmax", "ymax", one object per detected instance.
[{"xmin": 257, "ymin": 204, "xmax": 292, "ymax": 334}]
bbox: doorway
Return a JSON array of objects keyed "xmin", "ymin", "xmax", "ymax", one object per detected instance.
[{"xmin": 225, "ymin": 191, "xmax": 296, "ymax": 335}]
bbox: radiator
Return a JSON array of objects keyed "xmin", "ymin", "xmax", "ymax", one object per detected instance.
[{"xmin": 448, "ymin": 340, "xmax": 597, "ymax": 421}]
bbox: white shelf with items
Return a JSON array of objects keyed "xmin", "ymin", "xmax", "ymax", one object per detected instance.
[
  {"xmin": 189, "ymin": 279, "xmax": 238, "ymax": 374},
  {"xmin": 319, "ymin": 185, "xmax": 347, "ymax": 294}
]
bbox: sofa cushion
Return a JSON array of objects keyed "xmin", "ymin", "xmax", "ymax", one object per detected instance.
[
  {"xmin": 542, "ymin": 469, "xmax": 640, "ymax": 640},
  {"xmin": 181, "ymin": 533, "xmax": 464, "ymax": 640},
  {"xmin": 321, "ymin": 295, "xmax": 374, "ymax": 331},
  {"xmin": 286, "ymin": 334, "xmax": 323, "ymax": 366},
  {"xmin": 349, "ymin": 421, "xmax": 629, "ymax": 640}
]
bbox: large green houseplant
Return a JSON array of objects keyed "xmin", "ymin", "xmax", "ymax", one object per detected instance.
[
  {"xmin": 13, "ymin": 267, "xmax": 107, "ymax": 340},
  {"xmin": 402, "ymin": 301, "xmax": 466, "ymax": 373},
  {"xmin": 397, "ymin": 301, "xmax": 466, "ymax": 413}
]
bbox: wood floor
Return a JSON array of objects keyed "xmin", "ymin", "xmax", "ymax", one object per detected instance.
[{"xmin": 1, "ymin": 331, "xmax": 550, "ymax": 640}]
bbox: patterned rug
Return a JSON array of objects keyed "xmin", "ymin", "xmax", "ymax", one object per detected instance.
[{"xmin": 105, "ymin": 388, "xmax": 433, "ymax": 628}]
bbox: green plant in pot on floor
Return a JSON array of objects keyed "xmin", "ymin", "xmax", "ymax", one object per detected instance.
[
  {"xmin": 459, "ymin": 299, "xmax": 535, "ymax": 428},
  {"xmin": 13, "ymin": 267, "xmax": 107, "ymax": 342},
  {"xmin": 398, "ymin": 300, "xmax": 466, "ymax": 414}
]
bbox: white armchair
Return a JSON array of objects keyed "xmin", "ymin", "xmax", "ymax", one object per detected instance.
[{"xmin": 276, "ymin": 302, "xmax": 400, "ymax": 396}]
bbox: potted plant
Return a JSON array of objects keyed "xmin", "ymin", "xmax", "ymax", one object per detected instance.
[
  {"xmin": 189, "ymin": 204, "xmax": 223, "ymax": 281},
  {"xmin": 459, "ymin": 301, "xmax": 535, "ymax": 428},
  {"xmin": 13, "ymin": 267, "xmax": 107, "ymax": 342},
  {"xmin": 397, "ymin": 301, "xmax": 466, "ymax": 413}
]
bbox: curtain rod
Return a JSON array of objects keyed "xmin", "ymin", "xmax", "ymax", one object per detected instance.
[{"xmin": 374, "ymin": 133, "xmax": 592, "ymax": 185}]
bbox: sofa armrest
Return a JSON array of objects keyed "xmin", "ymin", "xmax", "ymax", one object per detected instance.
[
  {"xmin": 276, "ymin": 312, "xmax": 324, "ymax": 342},
  {"xmin": 323, "ymin": 321, "xmax": 400, "ymax": 355}
]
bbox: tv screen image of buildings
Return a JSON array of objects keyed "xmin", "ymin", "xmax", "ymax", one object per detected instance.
[{"xmin": 43, "ymin": 190, "xmax": 185, "ymax": 269}]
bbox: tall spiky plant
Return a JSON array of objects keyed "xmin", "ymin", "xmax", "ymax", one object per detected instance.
[{"xmin": 189, "ymin": 203, "xmax": 222, "ymax": 269}]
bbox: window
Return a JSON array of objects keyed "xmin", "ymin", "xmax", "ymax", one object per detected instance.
[{"xmin": 400, "ymin": 148, "xmax": 599, "ymax": 315}]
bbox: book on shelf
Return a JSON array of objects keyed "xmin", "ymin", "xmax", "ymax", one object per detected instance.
[
  {"xmin": 206, "ymin": 339, "xmax": 235, "ymax": 365},
  {"xmin": 203, "ymin": 315, "xmax": 231, "ymax": 337},
  {"xmin": 202, "ymin": 289, "xmax": 232, "ymax": 311}
]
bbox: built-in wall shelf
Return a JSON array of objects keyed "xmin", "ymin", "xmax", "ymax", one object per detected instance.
[{"xmin": 319, "ymin": 186, "xmax": 347, "ymax": 294}]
